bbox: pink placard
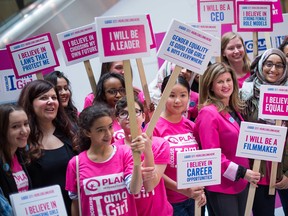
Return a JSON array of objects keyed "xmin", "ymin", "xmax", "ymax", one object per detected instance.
[
  {"xmin": 0, "ymin": 49, "xmax": 12, "ymax": 70},
  {"xmin": 262, "ymin": 93, "xmax": 288, "ymax": 116},
  {"xmin": 6, "ymin": 33, "xmax": 59, "ymax": 78},
  {"xmin": 146, "ymin": 14, "xmax": 156, "ymax": 49},
  {"xmin": 62, "ymin": 32, "xmax": 98, "ymax": 61},
  {"xmin": 101, "ymin": 25, "xmax": 147, "ymax": 56},
  {"xmin": 237, "ymin": 1, "xmax": 273, "ymax": 32}
]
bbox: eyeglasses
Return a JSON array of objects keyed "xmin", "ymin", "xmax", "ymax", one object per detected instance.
[
  {"xmin": 118, "ymin": 108, "xmax": 142, "ymax": 119},
  {"xmin": 105, "ymin": 88, "xmax": 126, "ymax": 96},
  {"xmin": 264, "ymin": 61, "xmax": 285, "ymax": 70}
]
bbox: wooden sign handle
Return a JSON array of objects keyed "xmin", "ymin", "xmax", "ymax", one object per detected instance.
[
  {"xmin": 36, "ymin": 72, "xmax": 44, "ymax": 80},
  {"xmin": 269, "ymin": 119, "xmax": 282, "ymax": 195},
  {"xmin": 145, "ymin": 65, "xmax": 181, "ymax": 137},
  {"xmin": 84, "ymin": 60, "xmax": 97, "ymax": 96},
  {"xmin": 244, "ymin": 159, "xmax": 261, "ymax": 216},
  {"xmin": 253, "ymin": 32, "xmax": 258, "ymax": 59},
  {"xmin": 123, "ymin": 60, "xmax": 141, "ymax": 166}
]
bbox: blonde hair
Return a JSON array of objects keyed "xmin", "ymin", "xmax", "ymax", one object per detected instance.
[
  {"xmin": 199, "ymin": 62, "xmax": 245, "ymax": 112},
  {"xmin": 221, "ymin": 32, "xmax": 251, "ymax": 72}
]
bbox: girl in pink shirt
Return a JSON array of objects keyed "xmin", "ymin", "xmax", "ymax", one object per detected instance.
[
  {"xmin": 0, "ymin": 104, "xmax": 32, "ymax": 202},
  {"xmin": 66, "ymin": 104, "xmax": 144, "ymax": 216},
  {"xmin": 195, "ymin": 62, "xmax": 260, "ymax": 216},
  {"xmin": 114, "ymin": 96, "xmax": 173, "ymax": 216},
  {"xmin": 151, "ymin": 75, "xmax": 206, "ymax": 216}
]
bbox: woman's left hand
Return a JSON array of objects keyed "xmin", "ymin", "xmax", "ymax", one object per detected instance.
[{"xmin": 275, "ymin": 175, "xmax": 288, "ymax": 189}]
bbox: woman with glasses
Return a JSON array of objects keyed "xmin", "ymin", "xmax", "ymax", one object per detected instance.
[
  {"xmin": 241, "ymin": 48, "xmax": 288, "ymax": 216},
  {"xmin": 93, "ymin": 72, "xmax": 126, "ymax": 142},
  {"xmin": 149, "ymin": 75, "xmax": 206, "ymax": 216},
  {"xmin": 44, "ymin": 71, "xmax": 78, "ymax": 129},
  {"xmin": 114, "ymin": 96, "xmax": 173, "ymax": 216}
]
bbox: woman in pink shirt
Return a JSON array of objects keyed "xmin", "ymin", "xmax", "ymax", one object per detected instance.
[
  {"xmin": 0, "ymin": 104, "xmax": 32, "ymax": 202},
  {"xmin": 194, "ymin": 62, "xmax": 260, "ymax": 216},
  {"xmin": 221, "ymin": 32, "xmax": 251, "ymax": 89}
]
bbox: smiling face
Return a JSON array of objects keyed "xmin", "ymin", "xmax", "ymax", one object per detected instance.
[
  {"xmin": 85, "ymin": 116, "xmax": 114, "ymax": 146},
  {"xmin": 211, "ymin": 72, "xmax": 234, "ymax": 106},
  {"xmin": 223, "ymin": 37, "xmax": 245, "ymax": 65},
  {"xmin": 33, "ymin": 88, "xmax": 59, "ymax": 122},
  {"xmin": 7, "ymin": 110, "xmax": 30, "ymax": 154},
  {"xmin": 56, "ymin": 77, "xmax": 71, "ymax": 108},
  {"xmin": 262, "ymin": 54, "xmax": 285, "ymax": 83},
  {"xmin": 165, "ymin": 83, "xmax": 189, "ymax": 116},
  {"xmin": 104, "ymin": 77, "xmax": 125, "ymax": 107}
]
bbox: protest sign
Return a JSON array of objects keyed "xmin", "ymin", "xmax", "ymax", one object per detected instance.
[
  {"xmin": 259, "ymin": 85, "xmax": 288, "ymax": 120},
  {"xmin": 197, "ymin": 0, "xmax": 235, "ymax": 24},
  {"xmin": 242, "ymin": 0, "xmax": 283, "ymax": 23},
  {"xmin": 189, "ymin": 22, "xmax": 221, "ymax": 56},
  {"xmin": 177, "ymin": 148, "xmax": 221, "ymax": 189},
  {"xmin": 157, "ymin": 19, "xmax": 217, "ymax": 75},
  {"xmin": 236, "ymin": 121, "xmax": 287, "ymax": 162},
  {"xmin": 6, "ymin": 33, "xmax": 59, "ymax": 78},
  {"xmin": 95, "ymin": 14, "xmax": 150, "ymax": 62},
  {"xmin": 237, "ymin": 1, "xmax": 273, "ymax": 32},
  {"xmin": 10, "ymin": 185, "xmax": 67, "ymax": 216},
  {"xmin": 0, "ymin": 49, "xmax": 36, "ymax": 104},
  {"xmin": 57, "ymin": 23, "xmax": 98, "ymax": 66}
]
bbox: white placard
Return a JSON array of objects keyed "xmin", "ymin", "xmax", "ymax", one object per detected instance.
[
  {"xmin": 10, "ymin": 185, "xmax": 67, "ymax": 216},
  {"xmin": 95, "ymin": 14, "xmax": 150, "ymax": 62},
  {"xmin": 236, "ymin": 121, "xmax": 287, "ymax": 162},
  {"xmin": 177, "ymin": 148, "xmax": 221, "ymax": 189},
  {"xmin": 157, "ymin": 19, "xmax": 218, "ymax": 75},
  {"xmin": 259, "ymin": 85, "xmax": 288, "ymax": 120}
]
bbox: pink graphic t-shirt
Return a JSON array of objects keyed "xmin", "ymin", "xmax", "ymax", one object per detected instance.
[
  {"xmin": 115, "ymin": 136, "xmax": 173, "ymax": 216},
  {"xmin": 152, "ymin": 116, "xmax": 199, "ymax": 204},
  {"xmin": 66, "ymin": 145, "xmax": 138, "ymax": 216},
  {"xmin": 12, "ymin": 155, "xmax": 29, "ymax": 192}
]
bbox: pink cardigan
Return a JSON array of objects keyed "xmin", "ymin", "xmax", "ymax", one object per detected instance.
[{"xmin": 194, "ymin": 104, "xmax": 249, "ymax": 194}]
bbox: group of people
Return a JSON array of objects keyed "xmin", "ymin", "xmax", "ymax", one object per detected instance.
[{"xmin": 1, "ymin": 32, "xmax": 288, "ymax": 216}]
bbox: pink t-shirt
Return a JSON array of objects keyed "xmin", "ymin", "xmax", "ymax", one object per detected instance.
[
  {"xmin": 114, "ymin": 137, "xmax": 173, "ymax": 216},
  {"xmin": 113, "ymin": 120, "xmax": 125, "ymax": 142},
  {"xmin": 151, "ymin": 116, "xmax": 199, "ymax": 204},
  {"xmin": 12, "ymin": 155, "xmax": 29, "ymax": 193},
  {"xmin": 237, "ymin": 72, "xmax": 251, "ymax": 89},
  {"xmin": 187, "ymin": 91, "xmax": 199, "ymax": 120},
  {"xmin": 83, "ymin": 93, "xmax": 94, "ymax": 109},
  {"xmin": 66, "ymin": 145, "xmax": 138, "ymax": 216}
]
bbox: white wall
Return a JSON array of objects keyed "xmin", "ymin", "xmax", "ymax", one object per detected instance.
[{"xmin": 54, "ymin": 0, "xmax": 198, "ymax": 111}]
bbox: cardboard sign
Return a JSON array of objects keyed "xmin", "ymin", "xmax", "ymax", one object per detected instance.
[
  {"xmin": 236, "ymin": 122, "xmax": 287, "ymax": 162},
  {"xmin": 177, "ymin": 148, "xmax": 221, "ymax": 189},
  {"xmin": 242, "ymin": 0, "xmax": 283, "ymax": 23},
  {"xmin": 157, "ymin": 19, "xmax": 218, "ymax": 75},
  {"xmin": 57, "ymin": 23, "xmax": 98, "ymax": 66},
  {"xmin": 95, "ymin": 14, "xmax": 150, "ymax": 62},
  {"xmin": 189, "ymin": 22, "xmax": 221, "ymax": 56},
  {"xmin": 237, "ymin": 1, "xmax": 273, "ymax": 32},
  {"xmin": 259, "ymin": 85, "xmax": 288, "ymax": 120},
  {"xmin": 197, "ymin": 0, "xmax": 236, "ymax": 24},
  {"xmin": 10, "ymin": 185, "xmax": 67, "ymax": 216},
  {"xmin": 231, "ymin": 13, "xmax": 288, "ymax": 59},
  {"xmin": 6, "ymin": 33, "xmax": 59, "ymax": 78}
]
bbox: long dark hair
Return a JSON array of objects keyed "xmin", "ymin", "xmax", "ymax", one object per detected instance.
[
  {"xmin": 18, "ymin": 80, "xmax": 75, "ymax": 161},
  {"xmin": 76, "ymin": 104, "xmax": 113, "ymax": 152},
  {"xmin": 44, "ymin": 71, "xmax": 78, "ymax": 123},
  {"xmin": 0, "ymin": 104, "xmax": 29, "ymax": 167}
]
